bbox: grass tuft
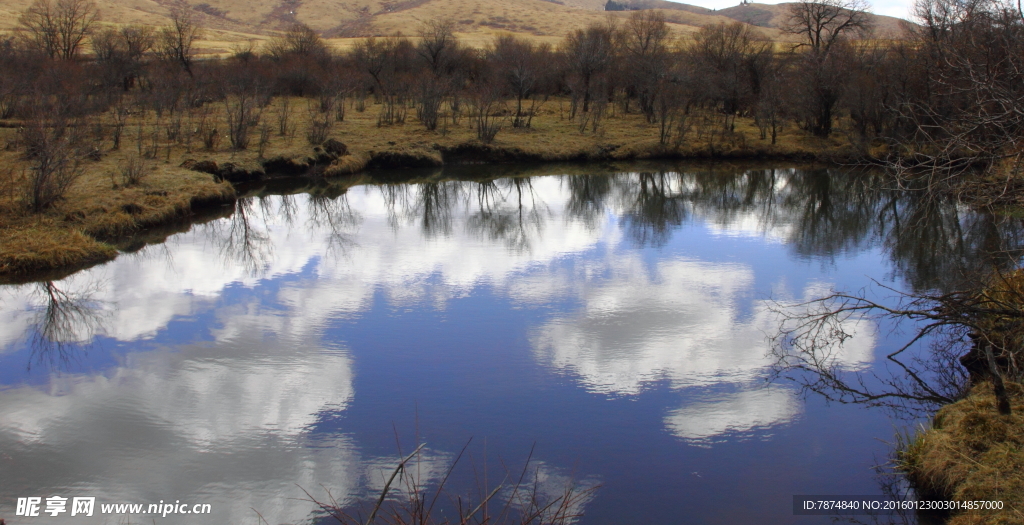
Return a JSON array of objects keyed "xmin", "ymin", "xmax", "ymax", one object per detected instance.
[{"xmin": 0, "ymin": 224, "xmax": 117, "ymax": 278}]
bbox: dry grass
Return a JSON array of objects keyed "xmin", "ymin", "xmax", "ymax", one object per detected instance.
[
  {"xmin": 900, "ymin": 382, "xmax": 1024, "ymax": 525},
  {"xmin": 319, "ymin": 96, "xmax": 854, "ymax": 171},
  {"xmin": 0, "ymin": 223, "xmax": 116, "ymax": 278},
  {"xmin": 0, "ymin": 126, "xmax": 235, "ymax": 282}
]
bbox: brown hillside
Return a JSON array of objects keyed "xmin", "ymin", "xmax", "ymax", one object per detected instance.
[
  {"xmin": 716, "ymin": 3, "xmax": 909, "ymax": 37},
  {"xmin": 0, "ymin": 0, "xmax": 906, "ymax": 53}
]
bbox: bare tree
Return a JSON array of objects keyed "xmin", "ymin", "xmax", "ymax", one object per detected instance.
[
  {"xmin": 19, "ymin": 0, "xmax": 98, "ymax": 60},
  {"xmin": 469, "ymin": 65, "xmax": 505, "ymax": 143},
  {"xmin": 120, "ymin": 24, "xmax": 155, "ymax": 60},
  {"xmin": 784, "ymin": 0, "xmax": 873, "ymax": 55},
  {"xmin": 158, "ymin": 6, "xmax": 201, "ymax": 77},
  {"xmin": 689, "ymin": 22, "xmax": 768, "ymax": 130},
  {"xmin": 353, "ymin": 35, "xmax": 413, "ymax": 126},
  {"xmin": 618, "ymin": 10, "xmax": 670, "ymax": 122},
  {"xmin": 27, "ymin": 280, "xmax": 107, "ymax": 372},
  {"xmin": 414, "ymin": 19, "xmax": 459, "ymax": 131},
  {"xmin": 491, "ymin": 35, "xmax": 545, "ymax": 128},
  {"xmin": 564, "ymin": 21, "xmax": 616, "ymax": 117},
  {"xmin": 881, "ymin": 0, "xmax": 1024, "ymax": 199},
  {"xmin": 92, "ymin": 24, "xmax": 153, "ymax": 91},
  {"xmin": 768, "ymin": 272, "xmax": 1024, "ymax": 417},
  {"xmin": 90, "ymin": 26, "xmax": 119, "ymax": 61},
  {"xmin": 754, "ymin": 49, "xmax": 786, "ymax": 144},
  {"xmin": 266, "ymin": 22, "xmax": 328, "ymax": 60},
  {"xmin": 223, "ymin": 63, "xmax": 267, "ymax": 150},
  {"xmin": 416, "ymin": 18, "xmax": 458, "ymax": 75},
  {"xmin": 783, "ymin": 0, "xmax": 873, "ymax": 137}
]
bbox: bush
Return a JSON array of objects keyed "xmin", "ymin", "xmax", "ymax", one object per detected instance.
[
  {"xmin": 114, "ymin": 153, "xmax": 146, "ymax": 187},
  {"xmin": 21, "ymin": 109, "xmax": 85, "ymax": 212}
]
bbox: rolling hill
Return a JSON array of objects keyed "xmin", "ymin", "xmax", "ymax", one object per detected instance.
[{"xmin": 0, "ymin": 0, "xmax": 912, "ymax": 54}]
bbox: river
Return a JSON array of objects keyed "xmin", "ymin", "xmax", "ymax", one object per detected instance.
[{"xmin": 2, "ymin": 163, "xmax": 1021, "ymax": 524}]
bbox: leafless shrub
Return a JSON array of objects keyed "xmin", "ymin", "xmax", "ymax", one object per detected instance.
[
  {"xmin": 417, "ymin": 86, "xmax": 443, "ymax": 131},
  {"xmin": 656, "ymin": 84, "xmax": 692, "ymax": 146},
  {"xmin": 470, "ymin": 69, "xmax": 505, "ymax": 143},
  {"xmin": 114, "ymin": 153, "xmax": 146, "ymax": 187},
  {"xmin": 277, "ymin": 97, "xmax": 292, "ymax": 136},
  {"xmin": 306, "ymin": 100, "xmax": 332, "ymax": 145},
  {"xmin": 21, "ymin": 108, "xmax": 85, "ymax": 212},
  {"xmin": 331, "ymin": 91, "xmax": 346, "ymax": 122},
  {"xmin": 317, "ymin": 91, "xmax": 335, "ymax": 115},
  {"xmin": 257, "ymin": 121, "xmax": 271, "ymax": 158},
  {"xmin": 201, "ymin": 123, "xmax": 219, "ymax": 151},
  {"xmin": 576, "ymin": 98, "xmax": 606, "ymax": 135},
  {"xmin": 225, "ymin": 96, "xmax": 262, "ymax": 150},
  {"xmin": 145, "ymin": 125, "xmax": 160, "ymax": 158},
  {"xmin": 134, "ymin": 119, "xmax": 144, "ymax": 156},
  {"xmin": 1, "ymin": 166, "xmax": 21, "ymax": 206},
  {"xmin": 111, "ymin": 100, "xmax": 130, "ymax": 150},
  {"xmin": 165, "ymin": 114, "xmax": 182, "ymax": 142},
  {"xmin": 472, "ymin": 99, "xmax": 503, "ymax": 143}
]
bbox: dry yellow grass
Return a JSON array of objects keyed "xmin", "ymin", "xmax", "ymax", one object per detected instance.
[
  {"xmin": 0, "ymin": 129, "xmax": 235, "ymax": 282},
  {"xmin": 901, "ymin": 382, "xmax": 1024, "ymax": 525}
]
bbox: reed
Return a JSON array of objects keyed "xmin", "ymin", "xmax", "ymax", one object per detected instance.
[{"xmin": 301, "ymin": 440, "xmax": 597, "ymax": 525}]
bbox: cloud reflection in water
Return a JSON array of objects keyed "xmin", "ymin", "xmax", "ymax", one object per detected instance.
[{"xmin": 0, "ymin": 169, "xmax": 905, "ymax": 521}]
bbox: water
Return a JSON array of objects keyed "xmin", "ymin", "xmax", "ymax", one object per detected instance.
[{"xmin": 1, "ymin": 164, "xmax": 1021, "ymax": 524}]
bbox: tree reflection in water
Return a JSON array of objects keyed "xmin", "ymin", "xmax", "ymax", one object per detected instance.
[
  {"xmin": 213, "ymin": 197, "xmax": 274, "ymax": 276},
  {"xmin": 27, "ymin": 279, "xmax": 107, "ymax": 372},
  {"xmin": 306, "ymin": 188, "xmax": 361, "ymax": 258},
  {"xmin": 564, "ymin": 173, "xmax": 612, "ymax": 230},
  {"xmin": 416, "ymin": 181, "xmax": 463, "ymax": 238},
  {"xmin": 615, "ymin": 172, "xmax": 689, "ymax": 248},
  {"xmin": 467, "ymin": 177, "xmax": 549, "ymax": 253}
]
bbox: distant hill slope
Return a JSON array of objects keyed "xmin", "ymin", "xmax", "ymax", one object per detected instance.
[
  {"xmin": 716, "ymin": 3, "xmax": 908, "ymax": 37},
  {"xmin": 0, "ymin": 0, "xmax": 908, "ymax": 53},
  {"xmin": 607, "ymin": 0, "xmax": 909, "ymax": 37}
]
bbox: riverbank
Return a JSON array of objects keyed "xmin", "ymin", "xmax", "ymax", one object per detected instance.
[
  {"xmin": 0, "ymin": 98, "xmax": 863, "ymax": 282},
  {"xmin": 898, "ymin": 270, "xmax": 1024, "ymax": 524},
  {"xmin": 0, "ymin": 161, "xmax": 235, "ymax": 283},
  {"xmin": 901, "ymin": 382, "xmax": 1024, "ymax": 525}
]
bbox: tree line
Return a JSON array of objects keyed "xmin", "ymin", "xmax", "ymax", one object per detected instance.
[{"xmin": 2, "ymin": 0, "xmax": 1023, "ymax": 210}]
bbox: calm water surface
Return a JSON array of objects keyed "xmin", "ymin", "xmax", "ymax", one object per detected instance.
[{"xmin": 2, "ymin": 164, "xmax": 1021, "ymax": 524}]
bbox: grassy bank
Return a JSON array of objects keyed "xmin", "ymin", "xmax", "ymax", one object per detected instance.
[
  {"xmin": 0, "ymin": 152, "xmax": 235, "ymax": 283},
  {"xmin": 897, "ymin": 269, "xmax": 1024, "ymax": 524},
  {"xmin": 0, "ymin": 96, "xmax": 859, "ymax": 282},
  {"xmin": 901, "ymin": 383, "xmax": 1024, "ymax": 525}
]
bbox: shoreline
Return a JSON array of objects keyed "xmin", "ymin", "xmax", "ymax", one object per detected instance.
[
  {"xmin": 900, "ymin": 382, "xmax": 1024, "ymax": 525},
  {"xmin": 0, "ymin": 104, "xmax": 863, "ymax": 283},
  {"xmin": 896, "ymin": 270, "xmax": 1024, "ymax": 524}
]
